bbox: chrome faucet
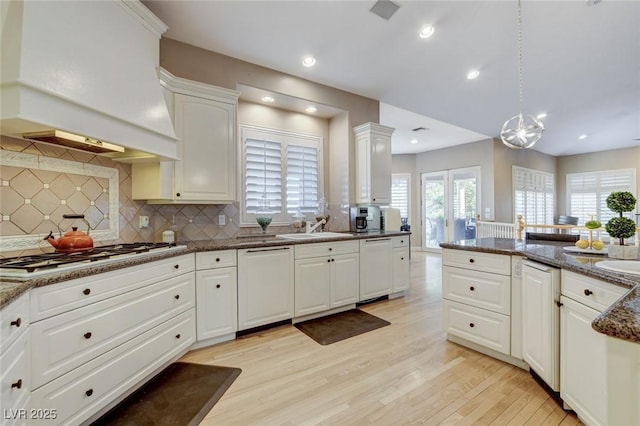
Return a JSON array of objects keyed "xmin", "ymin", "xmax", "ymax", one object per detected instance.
[{"xmin": 306, "ymin": 218, "xmax": 326, "ymax": 234}]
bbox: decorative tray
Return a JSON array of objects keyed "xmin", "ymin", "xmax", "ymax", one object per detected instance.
[{"xmin": 562, "ymin": 246, "xmax": 608, "ymax": 255}]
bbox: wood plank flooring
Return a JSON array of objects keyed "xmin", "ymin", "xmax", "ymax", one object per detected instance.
[{"xmin": 181, "ymin": 252, "xmax": 581, "ymax": 425}]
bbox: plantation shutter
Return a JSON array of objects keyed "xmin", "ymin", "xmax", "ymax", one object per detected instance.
[
  {"xmin": 286, "ymin": 144, "xmax": 319, "ymax": 214},
  {"xmin": 245, "ymin": 138, "xmax": 282, "ymax": 215},
  {"xmin": 390, "ymin": 174, "xmax": 410, "ymax": 221},
  {"xmin": 513, "ymin": 166, "xmax": 554, "ymax": 227}
]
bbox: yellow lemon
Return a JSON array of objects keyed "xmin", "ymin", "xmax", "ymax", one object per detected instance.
[
  {"xmin": 591, "ymin": 241, "xmax": 605, "ymax": 250},
  {"xmin": 575, "ymin": 239, "xmax": 589, "ymax": 249}
]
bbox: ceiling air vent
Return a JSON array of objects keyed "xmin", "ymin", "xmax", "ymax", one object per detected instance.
[{"xmin": 370, "ymin": 0, "xmax": 400, "ymax": 21}]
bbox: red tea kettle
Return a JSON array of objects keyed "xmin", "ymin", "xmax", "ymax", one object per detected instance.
[{"xmin": 45, "ymin": 214, "xmax": 94, "ymax": 253}]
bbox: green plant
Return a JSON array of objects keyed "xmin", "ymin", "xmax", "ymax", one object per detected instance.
[{"xmin": 605, "ymin": 192, "xmax": 637, "ymax": 245}]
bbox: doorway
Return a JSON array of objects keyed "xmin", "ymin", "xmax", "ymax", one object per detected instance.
[{"xmin": 421, "ymin": 166, "xmax": 480, "ymax": 252}]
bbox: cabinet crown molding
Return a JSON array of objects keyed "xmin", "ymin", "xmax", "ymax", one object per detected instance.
[
  {"xmin": 159, "ymin": 68, "xmax": 241, "ymax": 102},
  {"xmin": 353, "ymin": 122, "xmax": 395, "ymax": 136}
]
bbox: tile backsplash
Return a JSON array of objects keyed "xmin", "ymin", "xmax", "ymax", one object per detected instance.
[{"xmin": 0, "ymin": 136, "xmax": 349, "ymax": 258}]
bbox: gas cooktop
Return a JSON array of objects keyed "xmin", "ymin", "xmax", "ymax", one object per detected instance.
[{"xmin": 0, "ymin": 242, "xmax": 185, "ymax": 280}]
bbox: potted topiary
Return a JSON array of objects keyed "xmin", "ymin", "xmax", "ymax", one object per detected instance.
[{"xmin": 605, "ymin": 191, "xmax": 638, "ymax": 259}]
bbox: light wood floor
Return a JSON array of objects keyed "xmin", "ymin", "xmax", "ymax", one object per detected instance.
[{"xmin": 182, "ymin": 252, "xmax": 581, "ymax": 425}]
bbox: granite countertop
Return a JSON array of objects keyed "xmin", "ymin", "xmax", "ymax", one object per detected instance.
[
  {"xmin": 0, "ymin": 231, "xmax": 410, "ymax": 308},
  {"xmin": 440, "ymin": 238, "xmax": 640, "ymax": 344}
]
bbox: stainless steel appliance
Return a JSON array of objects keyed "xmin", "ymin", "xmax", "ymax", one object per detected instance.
[
  {"xmin": 0, "ymin": 242, "xmax": 184, "ymax": 281},
  {"xmin": 350, "ymin": 207, "xmax": 369, "ymax": 232}
]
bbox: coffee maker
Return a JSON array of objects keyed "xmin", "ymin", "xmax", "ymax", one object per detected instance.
[{"xmin": 350, "ymin": 207, "xmax": 369, "ymax": 233}]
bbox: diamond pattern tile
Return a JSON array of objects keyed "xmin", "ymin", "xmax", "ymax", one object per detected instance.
[
  {"xmin": 12, "ymin": 170, "xmax": 42, "ymax": 198},
  {"xmin": 0, "ymin": 187, "xmax": 24, "ymax": 215},
  {"xmin": 1, "ymin": 166, "xmax": 25, "ymax": 181},
  {"xmin": 32, "ymin": 189, "xmax": 61, "ymax": 215},
  {"xmin": 81, "ymin": 177, "xmax": 104, "ymax": 200},
  {"xmin": 67, "ymin": 174, "xmax": 90, "ymax": 187},
  {"xmin": 12, "ymin": 204, "xmax": 43, "ymax": 234},
  {"xmin": 50, "ymin": 175, "xmax": 76, "ymax": 199},
  {"xmin": 66, "ymin": 191, "xmax": 91, "ymax": 215}
]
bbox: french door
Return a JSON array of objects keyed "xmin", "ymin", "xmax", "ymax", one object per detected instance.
[{"xmin": 421, "ymin": 166, "xmax": 480, "ymax": 252}]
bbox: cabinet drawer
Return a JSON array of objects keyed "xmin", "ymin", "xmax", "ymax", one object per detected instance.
[
  {"xmin": 443, "ymin": 266, "xmax": 511, "ymax": 315},
  {"xmin": 392, "ymin": 236, "xmax": 409, "ymax": 248},
  {"xmin": 561, "ymin": 270, "xmax": 628, "ymax": 312},
  {"xmin": 30, "ymin": 254, "xmax": 195, "ymax": 321},
  {"xmin": 30, "ymin": 309, "xmax": 195, "ymax": 426},
  {"xmin": 1, "ymin": 329, "xmax": 30, "ymax": 418},
  {"xmin": 196, "ymin": 250, "xmax": 237, "ymax": 269},
  {"xmin": 31, "ymin": 273, "xmax": 195, "ymax": 389},
  {"xmin": 295, "ymin": 240, "xmax": 359, "ymax": 259},
  {"xmin": 443, "ymin": 300, "xmax": 511, "ymax": 355},
  {"xmin": 1, "ymin": 292, "xmax": 29, "ymax": 356},
  {"xmin": 442, "ymin": 249, "xmax": 511, "ymax": 275}
]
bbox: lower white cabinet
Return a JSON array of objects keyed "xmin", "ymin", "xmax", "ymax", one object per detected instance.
[
  {"xmin": 295, "ymin": 257, "xmax": 332, "ymax": 316},
  {"xmin": 195, "ymin": 250, "xmax": 238, "ymax": 341},
  {"xmin": 330, "ymin": 253, "xmax": 359, "ymax": 307},
  {"xmin": 522, "ymin": 261, "xmax": 560, "ymax": 392},
  {"xmin": 392, "ymin": 236, "xmax": 410, "ymax": 293},
  {"xmin": 560, "ymin": 296, "xmax": 606, "ymax": 426},
  {"xmin": 1, "ymin": 329, "xmax": 30, "ymax": 426},
  {"xmin": 238, "ymin": 246, "xmax": 294, "ymax": 330},
  {"xmin": 359, "ymin": 238, "xmax": 392, "ymax": 300}
]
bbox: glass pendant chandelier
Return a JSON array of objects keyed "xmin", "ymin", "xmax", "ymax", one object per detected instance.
[{"xmin": 500, "ymin": 0, "xmax": 544, "ymax": 149}]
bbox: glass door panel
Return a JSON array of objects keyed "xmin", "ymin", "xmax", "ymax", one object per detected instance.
[
  {"xmin": 450, "ymin": 167, "xmax": 479, "ymax": 241},
  {"xmin": 422, "ymin": 172, "xmax": 446, "ymax": 251}
]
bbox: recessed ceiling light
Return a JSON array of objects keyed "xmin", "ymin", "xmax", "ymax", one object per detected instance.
[
  {"xmin": 410, "ymin": 139, "xmax": 419, "ymax": 144},
  {"xmin": 305, "ymin": 106, "xmax": 317, "ymax": 113},
  {"xmin": 536, "ymin": 113, "xmax": 547, "ymax": 120},
  {"xmin": 419, "ymin": 25, "xmax": 435, "ymax": 39},
  {"xmin": 466, "ymin": 69, "xmax": 480, "ymax": 80},
  {"xmin": 261, "ymin": 96, "xmax": 274, "ymax": 103},
  {"xmin": 302, "ymin": 56, "xmax": 316, "ymax": 67},
  {"xmin": 578, "ymin": 134, "xmax": 588, "ymax": 140}
]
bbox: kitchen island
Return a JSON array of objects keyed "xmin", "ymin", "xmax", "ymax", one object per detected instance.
[{"xmin": 441, "ymin": 237, "xmax": 640, "ymax": 426}]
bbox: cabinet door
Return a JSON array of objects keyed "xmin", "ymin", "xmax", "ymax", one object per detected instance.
[
  {"xmin": 195, "ymin": 267, "xmax": 237, "ymax": 340},
  {"xmin": 369, "ymin": 132, "xmax": 391, "ymax": 204},
  {"xmin": 295, "ymin": 257, "xmax": 331, "ymax": 317},
  {"xmin": 174, "ymin": 93, "xmax": 236, "ymax": 202},
  {"xmin": 237, "ymin": 247, "xmax": 294, "ymax": 330},
  {"xmin": 522, "ymin": 263, "xmax": 560, "ymax": 391},
  {"xmin": 392, "ymin": 248, "xmax": 410, "ymax": 293},
  {"xmin": 331, "ymin": 253, "xmax": 359, "ymax": 308},
  {"xmin": 359, "ymin": 238, "xmax": 392, "ymax": 300},
  {"xmin": 354, "ymin": 123, "xmax": 393, "ymax": 204},
  {"xmin": 560, "ymin": 296, "xmax": 607, "ymax": 426}
]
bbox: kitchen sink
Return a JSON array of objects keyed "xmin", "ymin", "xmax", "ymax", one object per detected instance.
[
  {"xmin": 594, "ymin": 260, "xmax": 640, "ymax": 276},
  {"xmin": 276, "ymin": 232, "xmax": 352, "ymax": 240}
]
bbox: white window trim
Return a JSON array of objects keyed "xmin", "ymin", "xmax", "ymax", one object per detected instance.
[
  {"xmin": 390, "ymin": 173, "xmax": 411, "ymax": 224},
  {"xmin": 512, "ymin": 165, "xmax": 555, "ymax": 228},
  {"xmin": 238, "ymin": 124, "xmax": 324, "ymax": 226}
]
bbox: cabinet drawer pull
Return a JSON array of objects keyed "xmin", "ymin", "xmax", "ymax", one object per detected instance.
[
  {"xmin": 10, "ymin": 318, "xmax": 21, "ymax": 328},
  {"xmin": 176, "ymin": 192, "xmax": 181, "ymax": 197},
  {"xmin": 329, "ymin": 248, "xmax": 332, "ymax": 251},
  {"xmin": 401, "ymin": 257, "xmax": 404, "ymax": 260},
  {"xmin": 247, "ymin": 247, "xmax": 290, "ymax": 253},
  {"xmin": 216, "ymin": 284, "xmax": 221, "ymax": 289},
  {"xmin": 327, "ymin": 259, "xmax": 331, "ymax": 263},
  {"xmin": 174, "ymin": 294, "xmax": 180, "ymax": 300},
  {"xmin": 11, "ymin": 379, "xmax": 22, "ymax": 389},
  {"xmin": 84, "ymin": 332, "xmax": 92, "ymax": 339},
  {"xmin": 216, "ymin": 257, "xmax": 220, "ymax": 262},
  {"xmin": 469, "ymin": 323, "xmax": 475, "ymax": 328},
  {"xmin": 174, "ymin": 264, "xmax": 180, "ymax": 269},
  {"xmin": 401, "ymin": 240, "xmax": 404, "ymax": 243},
  {"xmin": 83, "ymin": 288, "xmax": 91, "ymax": 295},
  {"xmin": 175, "ymin": 334, "xmax": 181, "ymax": 339},
  {"xmin": 331, "ymin": 259, "xmax": 335, "ymax": 262},
  {"xmin": 85, "ymin": 389, "xmax": 93, "ymax": 397},
  {"xmin": 584, "ymin": 289, "xmax": 593, "ymax": 296},
  {"xmin": 469, "ymin": 286, "xmax": 475, "ymax": 291},
  {"xmin": 469, "ymin": 258, "xmax": 475, "ymax": 263},
  {"xmin": 556, "ymin": 300, "xmax": 564, "ymax": 307}
]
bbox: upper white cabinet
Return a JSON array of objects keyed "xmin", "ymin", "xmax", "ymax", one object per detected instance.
[
  {"xmin": 132, "ymin": 69, "xmax": 240, "ymax": 203},
  {"xmin": 354, "ymin": 123, "xmax": 395, "ymax": 205}
]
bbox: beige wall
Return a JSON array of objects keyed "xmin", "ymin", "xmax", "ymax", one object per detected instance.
[
  {"xmin": 493, "ymin": 139, "xmax": 557, "ymax": 222},
  {"xmin": 159, "ymin": 38, "xmax": 379, "ymax": 206},
  {"xmin": 391, "ymin": 154, "xmax": 419, "ymax": 247},
  {"xmin": 556, "ymin": 146, "xmax": 640, "ymax": 216}
]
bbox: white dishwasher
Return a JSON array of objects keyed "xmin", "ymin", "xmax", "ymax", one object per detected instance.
[{"xmin": 521, "ymin": 259, "xmax": 561, "ymax": 392}]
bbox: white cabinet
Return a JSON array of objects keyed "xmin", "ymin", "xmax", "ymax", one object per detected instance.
[
  {"xmin": 522, "ymin": 261, "xmax": 560, "ymax": 392},
  {"xmin": 359, "ymin": 238, "xmax": 392, "ymax": 300},
  {"xmin": 392, "ymin": 237, "xmax": 410, "ymax": 294},
  {"xmin": 354, "ymin": 122, "xmax": 394, "ymax": 205},
  {"xmin": 195, "ymin": 250, "xmax": 238, "ymax": 342},
  {"xmin": 442, "ymin": 249, "xmax": 514, "ymax": 359},
  {"xmin": 132, "ymin": 70, "xmax": 240, "ymax": 203},
  {"xmin": 294, "ymin": 241, "xmax": 359, "ymax": 317},
  {"xmin": 238, "ymin": 246, "xmax": 294, "ymax": 330},
  {"xmin": 559, "ymin": 270, "xmax": 627, "ymax": 426}
]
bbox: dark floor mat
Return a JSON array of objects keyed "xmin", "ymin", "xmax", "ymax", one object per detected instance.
[
  {"xmin": 91, "ymin": 362, "xmax": 241, "ymax": 426},
  {"xmin": 295, "ymin": 309, "xmax": 390, "ymax": 345}
]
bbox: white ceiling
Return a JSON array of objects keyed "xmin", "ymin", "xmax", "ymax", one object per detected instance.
[{"xmin": 144, "ymin": 0, "xmax": 640, "ymax": 157}]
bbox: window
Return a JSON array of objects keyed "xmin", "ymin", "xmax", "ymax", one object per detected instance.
[
  {"xmin": 513, "ymin": 166, "xmax": 554, "ymax": 228},
  {"xmin": 240, "ymin": 125, "xmax": 322, "ymax": 225},
  {"xmin": 566, "ymin": 168, "xmax": 636, "ymax": 229},
  {"xmin": 390, "ymin": 173, "xmax": 410, "ymax": 223}
]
